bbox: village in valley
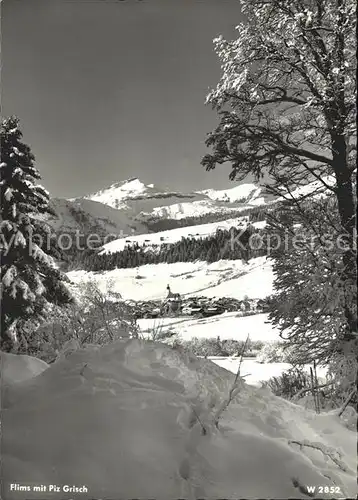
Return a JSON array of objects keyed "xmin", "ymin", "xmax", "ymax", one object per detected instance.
[{"xmin": 130, "ymin": 283, "xmax": 268, "ymax": 319}]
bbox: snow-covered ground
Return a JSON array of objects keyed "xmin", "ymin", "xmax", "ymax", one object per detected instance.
[
  {"xmin": 68, "ymin": 256, "xmax": 274, "ymax": 302},
  {"xmin": 211, "ymin": 357, "xmax": 327, "ymax": 387},
  {"xmin": 138, "ymin": 311, "xmax": 327, "ymax": 387},
  {"xmin": 67, "ymin": 255, "xmax": 325, "ymax": 396},
  {"xmin": 138, "ymin": 312, "xmax": 279, "ymax": 342},
  {"xmin": 2, "ymin": 340, "xmax": 356, "ymax": 500},
  {"xmin": 4, "ymin": 215, "xmax": 356, "ymax": 499}
]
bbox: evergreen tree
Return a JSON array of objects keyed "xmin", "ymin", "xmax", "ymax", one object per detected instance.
[
  {"xmin": 206, "ymin": 241, "xmax": 219, "ymax": 263},
  {"xmin": 0, "ymin": 116, "xmax": 73, "ymax": 351}
]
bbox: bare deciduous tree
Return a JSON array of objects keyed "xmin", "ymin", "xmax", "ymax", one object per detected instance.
[{"xmin": 202, "ymin": 0, "xmax": 357, "ymax": 347}]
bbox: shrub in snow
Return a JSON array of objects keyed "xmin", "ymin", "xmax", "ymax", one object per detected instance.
[
  {"xmin": 326, "ymin": 342, "xmax": 358, "ymax": 408},
  {"xmin": 257, "ymin": 341, "xmax": 295, "ymax": 363},
  {"xmin": 0, "ymin": 116, "xmax": 73, "ymax": 351},
  {"xmin": 184, "ymin": 337, "xmax": 224, "ymax": 357},
  {"xmin": 178, "ymin": 337, "xmax": 263, "ymax": 357},
  {"xmin": 141, "ymin": 318, "xmax": 178, "ymax": 343},
  {"xmin": 263, "ymin": 367, "xmax": 311, "ymax": 400},
  {"xmin": 16, "ymin": 280, "xmax": 140, "ymax": 363},
  {"xmin": 66, "ymin": 280, "xmax": 139, "ymax": 343}
]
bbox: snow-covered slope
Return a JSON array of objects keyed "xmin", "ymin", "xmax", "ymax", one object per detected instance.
[
  {"xmin": 198, "ymin": 183, "xmax": 264, "ymax": 204},
  {"xmin": 99, "ymin": 216, "xmax": 251, "ymax": 255},
  {"xmin": 46, "ymin": 197, "xmax": 148, "ymax": 237},
  {"xmin": 277, "ymin": 175, "xmax": 336, "ymax": 202},
  {"xmin": 68, "ymin": 257, "xmax": 274, "ymax": 302},
  {"xmin": 212, "ymin": 357, "xmax": 328, "ymax": 387},
  {"xmin": 288, "ymin": 175, "xmax": 336, "ymax": 200},
  {"xmin": 2, "ymin": 339, "xmax": 356, "ymax": 499},
  {"xmin": 137, "ymin": 199, "xmax": 244, "ymax": 220}
]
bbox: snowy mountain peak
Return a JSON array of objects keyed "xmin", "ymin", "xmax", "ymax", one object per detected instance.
[
  {"xmin": 84, "ymin": 177, "xmax": 153, "ymax": 209},
  {"xmin": 110, "ymin": 177, "xmax": 142, "ymax": 188}
]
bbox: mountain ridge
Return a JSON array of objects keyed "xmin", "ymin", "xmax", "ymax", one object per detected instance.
[
  {"xmin": 71, "ymin": 177, "xmax": 272, "ymax": 223},
  {"xmin": 44, "ymin": 176, "xmax": 336, "ymax": 254}
]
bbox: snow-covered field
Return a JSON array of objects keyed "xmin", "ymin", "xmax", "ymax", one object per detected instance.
[
  {"xmin": 138, "ymin": 312, "xmax": 279, "ymax": 342},
  {"xmin": 67, "ymin": 256, "xmax": 321, "ymax": 390},
  {"xmin": 138, "ymin": 309, "xmax": 326, "ymax": 386},
  {"xmin": 68, "ymin": 257, "xmax": 283, "ymax": 386},
  {"xmin": 68, "ymin": 256, "xmax": 274, "ymax": 302},
  {"xmin": 211, "ymin": 357, "xmax": 327, "ymax": 387},
  {"xmin": 281, "ymin": 175, "xmax": 336, "ymax": 202}
]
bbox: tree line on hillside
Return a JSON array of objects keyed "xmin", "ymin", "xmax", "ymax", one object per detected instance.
[
  {"xmin": 145, "ymin": 205, "xmax": 269, "ymax": 232},
  {"xmin": 57, "ymin": 196, "xmax": 348, "ymax": 273},
  {"xmin": 59, "ymin": 198, "xmax": 332, "ymax": 273},
  {"xmin": 74, "ymin": 225, "xmax": 267, "ymax": 271},
  {"xmin": 53, "ymin": 207, "xmax": 271, "ymax": 271}
]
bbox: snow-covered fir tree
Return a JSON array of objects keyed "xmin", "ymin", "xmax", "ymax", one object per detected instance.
[{"xmin": 0, "ymin": 116, "xmax": 73, "ymax": 351}]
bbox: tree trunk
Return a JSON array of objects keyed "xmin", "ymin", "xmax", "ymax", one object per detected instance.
[{"xmin": 331, "ymin": 133, "xmax": 357, "ymax": 335}]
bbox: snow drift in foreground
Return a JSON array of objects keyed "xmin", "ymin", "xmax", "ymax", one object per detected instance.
[
  {"xmin": 1, "ymin": 340, "xmax": 356, "ymax": 500},
  {"xmin": 0, "ymin": 352, "xmax": 49, "ymax": 386}
]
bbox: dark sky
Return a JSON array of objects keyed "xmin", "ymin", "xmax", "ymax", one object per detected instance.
[{"xmin": 2, "ymin": 0, "xmax": 244, "ymax": 198}]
